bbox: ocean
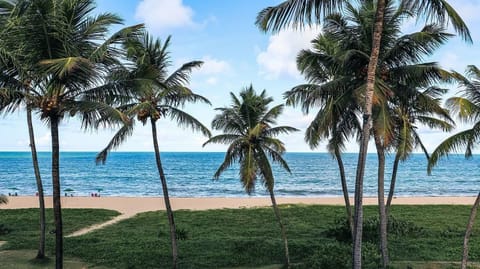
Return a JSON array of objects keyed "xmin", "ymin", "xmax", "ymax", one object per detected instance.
[{"xmin": 0, "ymin": 152, "xmax": 477, "ymax": 197}]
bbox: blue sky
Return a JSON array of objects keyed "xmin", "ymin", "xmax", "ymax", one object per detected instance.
[{"xmin": 1, "ymin": 0, "xmax": 480, "ymax": 153}]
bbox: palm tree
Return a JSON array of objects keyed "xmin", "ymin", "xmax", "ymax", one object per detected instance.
[
  {"xmin": 428, "ymin": 65, "xmax": 480, "ymax": 269},
  {"xmin": 204, "ymin": 86, "xmax": 298, "ymax": 268},
  {"xmin": 0, "ymin": 1, "xmax": 142, "ymax": 268},
  {"xmin": 0, "ymin": 17, "xmax": 46, "ymax": 259},
  {"xmin": 0, "ymin": 3, "xmax": 47, "ymax": 258},
  {"xmin": 283, "ymin": 1, "xmax": 454, "ymax": 266},
  {"xmin": 96, "ymin": 33, "xmax": 211, "ymax": 269},
  {"xmin": 256, "ymin": 0, "xmax": 470, "ymax": 267},
  {"xmin": 386, "ymin": 86, "xmax": 453, "ymax": 213},
  {"xmin": 285, "ymin": 33, "xmax": 361, "ymax": 235}
]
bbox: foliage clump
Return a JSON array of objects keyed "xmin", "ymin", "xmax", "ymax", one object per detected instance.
[
  {"xmin": 297, "ymin": 242, "xmax": 380, "ymax": 269},
  {"xmin": 0, "ymin": 223, "xmax": 11, "ymax": 235},
  {"xmin": 325, "ymin": 215, "xmax": 424, "ymax": 242}
]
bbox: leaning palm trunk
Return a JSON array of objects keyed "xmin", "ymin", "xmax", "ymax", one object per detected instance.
[
  {"xmin": 353, "ymin": 1, "xmax": 386, "ymax": 268},
  {"xmin": 269, "ymin": 189, "xmax": 290, "ymax": 268},
  {"xmin": 334, "ymin": 147, "xmax": 353, "ymax": 237},
  {"xmin": 27, "ymin": 105, "xmax": 46, "ymax": 259},
  {"xmin": 50, "ymin": 116, "xmax": 63, "ymax": 269},
  {"xmin": 386, "ymin": 152, "xmax": 400, "ymax": 216},
  {"xmin": 461, "ymin": 191, "xmax": 480, "ymax": 269},
  {"xmin": 150, "ymin": 119, "xmax": 178, "ymax": 269},
  {"xmin": 374, "ymin": 134, "xmax": 389, "ymax": 268}
]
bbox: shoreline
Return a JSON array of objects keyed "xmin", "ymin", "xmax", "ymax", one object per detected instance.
[{"xmin": 0, "ymin": 196, "xmax": 477, "ymax": 215}]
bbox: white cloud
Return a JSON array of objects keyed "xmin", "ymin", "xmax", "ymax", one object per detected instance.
[
  {"xmin": 197, "ymin": 56, "xmax": 231, "ymax": 75},
  {"xmin": 257, "ymin": 27, "xmax": 320, "ymax": 79},
  {"xmin": 206, "ymin": 77, "xmax": 218, "ymax": 85},
  {"xmin": 135, "ymin": 0, "xmax": 195, "ymax": 33},
  {"xmin": 190, "ymin": 56, "xmax": 232, "ymax": 86}
]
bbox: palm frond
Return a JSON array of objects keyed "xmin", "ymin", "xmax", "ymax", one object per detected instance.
[
  {"xmin": 255, "ymin": 147, "xmax": 275, "ymax": 191},
  {"xmin": 213, "ymin": 139, "xmax": 244, "ymax": 179},
  {"xmin": 203, "ymin": 134, "xmax": 241, "ymax": 147},
  {"xmin": 446, "ymin": 97, "xmax": 480, "ymax": 123},
  {"xmin": 166, "ymin": 106, "xmax": 211, "ymax": 137},
  {"xmin": 427, "ymin": 124, "xmax": 480, "ymax": 174},
  {"xmin": 96, "ymin": 119, "xmax": 134, "ymax": 164},
  {"xmin": 165, "ymin": 61, "xmax": 203, "ymax": 88},
  {"xmin": 264, "ymin": 126, "xmax": 299, "ymax": 137},
  {"xmin": 256, "ymin": 0, "xmax": 344, "ymax": 33},
  {"xmin": 401, "ymin": 0, "xmax": 472, "ymax": 42},
  {"xmin": 240, "ymin": 144, "xmax": 257, "ymax": 194},
  {"xmin": 263, "ymin": 141, "xmax": 291, "ymax": 173}
]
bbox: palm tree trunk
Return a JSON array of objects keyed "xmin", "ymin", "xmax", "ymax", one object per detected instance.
[
  {"xmin": 50, "ymin": 116, "xmax": 63, "ymax": 269},
  {"xmin": 334, "ymin": 147, "xmax": 353, "ymax": 238},
  {"xmin": 352, "ymin": 116, "xmax": 368, "ymax": 269},
  {"xmin": 374, "ymin": 134, "xmax": 389, "ymax": 268},
  {"xmin": 353, "ymin": 1, "xmax": 386, "ymax": 268},
  {"xmin": 27, "ymin": 105, "xmax": 46, "ymax": 259},
  {"xmin": 461, "ymin": 191, "xmax": 480, "ymax": 269},
  {"xmin": 150, "ymin": 119, "xmax": 178, "ymax": 269},
  {"xmin": 386, "ymin": 152, "xmax": 400, "ymax": 216},
  {"xmin": 269, "ymin": 189, "xmax": 290, "ymax": 268}
]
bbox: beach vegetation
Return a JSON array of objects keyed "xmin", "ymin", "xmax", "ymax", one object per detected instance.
[
  {"xmin": 95, "ymin": 32, "xmax": 211, "ymax": 269},
  {"xmin": 428, "ymin": 65, "xmax": 480, "ymax": 269},
  {"xmin": 1, "ymin": 206, "xmax": 479, "ymax": 268},
  {"xmin": 257, "ymin": 0, "xmax": 470, "ymax": 267},
  {"xmin": 204, "ymin": 86, "xmax": 299, "ymax": 268}
]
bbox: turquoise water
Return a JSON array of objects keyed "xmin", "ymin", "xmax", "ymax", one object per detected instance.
[{"xmin": 0, "ymin": 152, "xmax": 477, "ymax": 197}]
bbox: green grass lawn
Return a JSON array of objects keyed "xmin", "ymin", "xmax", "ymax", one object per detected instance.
[{"xmin": 0, "ymin": 205, "xmax": 479, "ymax": 268}]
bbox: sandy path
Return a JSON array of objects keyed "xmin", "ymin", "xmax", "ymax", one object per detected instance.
[
  {"xmin": 65, "ymin": 213, "xmax": 136, "ymax": 237},
  {"xmin": 2, "ymin": 196, "xmax": 477, "ymax": 237}
]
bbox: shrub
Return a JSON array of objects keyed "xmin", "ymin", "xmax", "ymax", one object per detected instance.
[
  {"xmin": 0, "ymin": 223, "xmax": 11, "ymax": 235},
  {"xmin": 324, "ymin": 215, "xmax": 424, "ymax": 242},
  {"xmin": 301, "ymin": 242, "xmax": 351, "ymax": 268},
  {"xmin": 298, "ymin": 242, "xmax": 381, "ymax": 269}
]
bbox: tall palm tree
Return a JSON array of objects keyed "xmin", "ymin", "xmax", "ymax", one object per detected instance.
[
  {"xmin": 204, "ymin": 86, "xmax": 298, "ymax": 268},
  {"xmin": 0, "ymin": 3, "xmax": 47, "ymax": 258},
  {"xmin": 0, "ymin": 1, "xmax": 143, "ymax": 268},
  {"xmin": 96, "ymin": 33, "xmax": 211, "ymax": 269},
  {"xmin": 285, "ymin": 33, "xmax": 361, "ymax": 235},
  {"xmin": 256, "ymin": 0, "xmax": 470, "ymax": 267},
  {"xmin": 428, "ymin": 65, "xmax": 480, "ymax": 269},
  {"xmin": 0, "ymin": 65, "xmax": 47, "ymax": 260},
  {"xmin": 283, "ymin": 1, "xmax": 454, "ymax": 266}
]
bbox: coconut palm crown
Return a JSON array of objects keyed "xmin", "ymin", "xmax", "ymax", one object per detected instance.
[{"xmin": 204, "ymin": 86, "xmax": 298, "ymax": 193}]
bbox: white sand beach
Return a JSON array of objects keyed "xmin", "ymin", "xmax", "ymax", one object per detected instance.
[{"xmin": 1, "ymin": 196, "xmax": 477, "ymax": 216}]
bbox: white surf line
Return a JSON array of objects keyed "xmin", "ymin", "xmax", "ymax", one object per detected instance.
[{"xmin": 66, "ymin": 212, "xmax": 136, "ymax": 237}]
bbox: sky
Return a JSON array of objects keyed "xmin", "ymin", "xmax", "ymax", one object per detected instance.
[{"xmin": 1, "ymin": 0, "xmax": 480, "ymax": 153}]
